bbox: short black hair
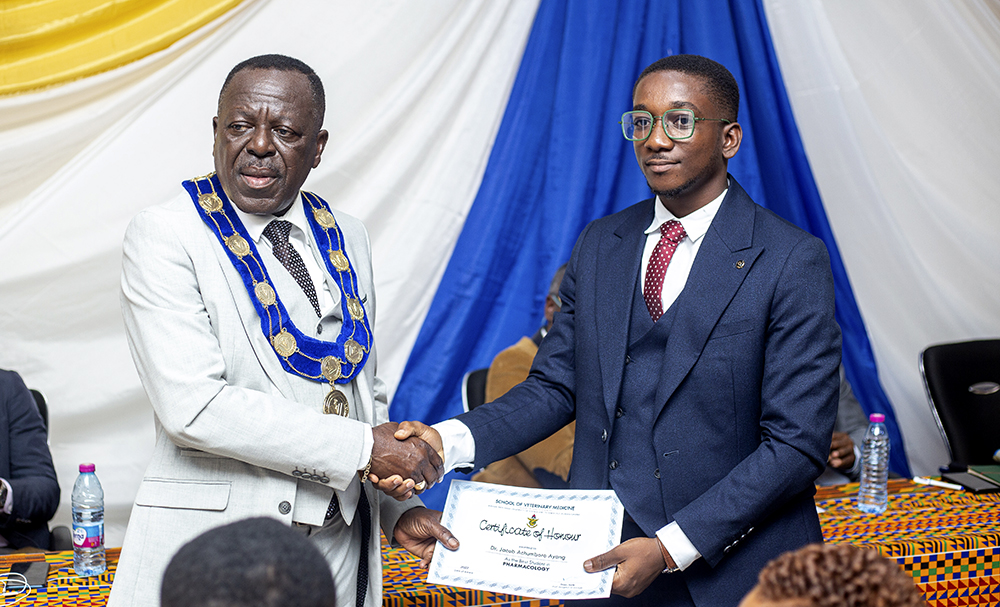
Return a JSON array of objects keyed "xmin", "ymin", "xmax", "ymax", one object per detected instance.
[
  {"xmin": 633, "ymin": 54, "xmax": 739, "ymax": 122},
  {"xmin": 161, "ymin": 517, "xmax": 335, "ymax": 607},
  {"xmin": 219, "ymin": 54, "xmax": 326, "ymax": 128}
]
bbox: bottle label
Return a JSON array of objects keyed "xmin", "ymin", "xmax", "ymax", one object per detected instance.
[{"xmin": 72, "ymin": 522, "xmax": 104, "ymax": 548}]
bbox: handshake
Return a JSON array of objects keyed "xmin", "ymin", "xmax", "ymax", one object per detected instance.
[{"xmin": 369, "ymin": 421, "xmax": 445, "ymax": 501}]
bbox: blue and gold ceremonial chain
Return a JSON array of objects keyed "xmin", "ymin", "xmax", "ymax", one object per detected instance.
[{"xmin": 183, "ymin": 173, "xmax": 371, "ymax": 417}]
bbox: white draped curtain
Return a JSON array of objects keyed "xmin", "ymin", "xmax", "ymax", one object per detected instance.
[
  {"xmin": 0, "ymin": 0, "xmax": 996, "ymax": 544},
  {"xmin": 764, "ymin": 0, "xmax": 1000, "ymax": 476}
]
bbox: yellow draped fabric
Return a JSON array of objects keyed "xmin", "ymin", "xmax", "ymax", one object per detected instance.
[{"xmin": 0, "ymin": 0, "xmax": 242, "ymax": 96}]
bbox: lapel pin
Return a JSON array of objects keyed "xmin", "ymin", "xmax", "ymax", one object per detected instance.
[{"xmin": 735, "ymin": 260, "xmax": 745, "ymax": 269}]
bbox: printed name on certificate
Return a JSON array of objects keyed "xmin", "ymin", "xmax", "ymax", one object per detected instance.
[{"xmin": 427, "ymin": 480, "xmax": 624, "ymax": 599}]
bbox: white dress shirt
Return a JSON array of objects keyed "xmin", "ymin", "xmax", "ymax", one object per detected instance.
[{"xmin": 436, "ymin": 187, "xmax": 728, "ymax": 571}]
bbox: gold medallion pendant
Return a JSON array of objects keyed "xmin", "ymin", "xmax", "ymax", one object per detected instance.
[
  {"xmin": 313, "ymin": 208, "xmax": 337, "ymax": 228},
  {"xmin": 321, "ymin": 356, "xmax": 343, "ymax": 382},
  {"xmin": 271, "ymin": 329, "xmax": 298, "ymax": 357},
  {"xmin": 346, "ymin": 297, "xmax": 364, "ymax": 320},
  {"xmin": 328, "ymin": 249, "xmax": 350, "ymax": 272},
  {"xmin": 226, "ymin": 234, "xmax": 251, "ymax": 258},
  {"xmin": 254, "ymin": 281, "xmax": 277, "ymax": 306},
  {"xmin": 198, "ymin": 193, "xmax": 223, "ymax": 213},
  {"xmin": 344, "ymin": 339, "xmax": 364, "ymax": 364},
  {"xmin": 324, "ymin": 388, "xmax": 349, "ymax": 416}
]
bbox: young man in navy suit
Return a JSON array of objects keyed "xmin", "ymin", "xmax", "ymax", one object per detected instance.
[{"xmin": 391, "ymin": 55, "xmax": 841, "ymax": 606}]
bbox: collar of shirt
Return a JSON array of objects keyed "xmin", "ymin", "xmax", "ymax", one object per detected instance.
[
  {"xmin": 232, "ymin": 195, "xmax": 311, "ymax": 245},
  {"xmin": 644, "ymin": 186, "xmax": 728, "ymax": 241},
  {"xmin": 231, "ymin": 195, "xmax": 336, "ymax": 316}
]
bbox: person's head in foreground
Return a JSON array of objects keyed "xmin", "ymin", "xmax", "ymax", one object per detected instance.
[
  {"xmin": 739, "ymin": 543, "xmax": 926, "ymax": 607},
  {"xmin": 161, "ymin": 517, "xmax": 335, "ymax": 607}
]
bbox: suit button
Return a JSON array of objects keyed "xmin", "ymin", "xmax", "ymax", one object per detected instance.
[
  {"xmin": 317, "ymin": 323, "xmax": 324, "ymax": 335},
  {"xmin": 654, "ymin": 469, "xmax": 660, "ymax": 479},
  {"xmin": 609, "ymin": 460, "xmax": 618, "ymax": 470},
  {"xmin": 278, "ymin": 501, "xmax": 291, "ymax": 515},
  {"xmin": 601, "ymin": 429, "xmax": 608, "ymax": 443},
  {"xmin": 615, "ymin": 407, "xmax": 624, "ymax": 418},
  {"xmin": 293, "ymin": 470, "xmax": 302, "ymax": 477},
  {"xmin": 320, "ymin": 476, "xmax": 330, "ymax": 484},
  {"xmin": 625, "ymin": 355, "xmax": 632, "ymax": 364}
]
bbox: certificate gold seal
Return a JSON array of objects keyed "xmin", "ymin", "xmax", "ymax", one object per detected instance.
[
  {"xmin": 346, "ymin": 297, "xmax": 364, "ymax": 320},
  {"xmin": 254, "ymin": 281, "xmax": 276, "ymax": 306},
  {"xmin": 313, "ymin": 208, "xmax": 337, "ymax": 228},
  {"xmin": 344, "ymin": 339, "xmax": 364, "ymax": 364},
  {"xmin": 198, "ymin": 193, "xmax": 223, "ymax": 213},
  {"xmin": 226, "ymin": 234, "xmax": 251, "ymax": 258},
  {"xmin": 328, "ymin": 249, "xmax": 350, "ymax": 272},
  {"xmin": 271, "ymin": 330, "xmax": 297, "ymax": 357},
  {"xmin": 321, "ymin": 356, "xmax": 343, "ymax": 382},
  {"xmin": 324, "ymin": 389, "xmax": 349, "ymax": 416}
]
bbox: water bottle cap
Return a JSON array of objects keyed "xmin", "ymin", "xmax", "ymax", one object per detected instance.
[
  {"xmin": 79, "ymin": 463, "xmax": 96, "ymax": 473},
  {"xmin": 869, "ymin": 413, "xmax": 885, "ymax": 423}
]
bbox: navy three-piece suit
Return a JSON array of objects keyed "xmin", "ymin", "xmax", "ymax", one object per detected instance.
[
  {"xmin": 457, "ymin": 178, "xmax": 841, "ymax": 606},
  {"xmin": 0, "ymin": 369, "xmax": 60, "ymax": 550}
]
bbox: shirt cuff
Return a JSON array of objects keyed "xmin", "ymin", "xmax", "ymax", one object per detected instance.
[
  {"xmin": 432, "ymin": 419, "xmax": 476, "ymax": 472},
  {"xmin": 359, "ymin": 426, "xmax": 375, "ymax": 471},
  {"xmin": 0, "ymin": 478, "xmax": 11, "ymax": 514},
  {"xmin": 655, "ymin": 522, "xmax": 701, "ymax": 571},
  {"xmin": 846, "ymin": 445, "xmax": 862, "ymax": 476}
]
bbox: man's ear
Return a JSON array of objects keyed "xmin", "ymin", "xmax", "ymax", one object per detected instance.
[
  {"xmin": 212, "ymin": 116, "xmax": 219, "ymax": 156},
  {"xmin": 313, "ymin": 130, "xmax": 329, "ymax": 168},
  {"xmin": 721, "ymin": 121, "xmax": 742, "ymax": 160}
]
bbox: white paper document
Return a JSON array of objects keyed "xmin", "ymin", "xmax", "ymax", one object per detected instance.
[{"xmin": 427, "ymin": 480, "xmax": 625, "ymax": 599}]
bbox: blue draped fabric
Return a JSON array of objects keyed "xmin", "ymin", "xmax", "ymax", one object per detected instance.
[{"xmin": 393, "ymin": 0, "xmax": 910, "ymax": 509}]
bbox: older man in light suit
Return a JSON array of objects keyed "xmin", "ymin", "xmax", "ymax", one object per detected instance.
[{"xmin": 111, "ymin": 55, "xmax": 454, "ymax": 607}]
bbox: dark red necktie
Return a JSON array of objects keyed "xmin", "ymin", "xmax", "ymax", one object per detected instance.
[{"xmin": 643, "ymin": 219, "xmax": 687, "ymax": 322}]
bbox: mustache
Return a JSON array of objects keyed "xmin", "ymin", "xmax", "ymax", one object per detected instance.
[{"xmin": 237, "ymin": 159, "xmax": 281, "ymax": 175}]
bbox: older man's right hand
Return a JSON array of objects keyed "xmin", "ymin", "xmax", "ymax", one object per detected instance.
[
  {"xmin": 369, "ymin": 421, "xmax": 446, "ymax": 501},
  {"xmin": 370, "ymin": 422, "xmax": 444, "ymax": 494}
]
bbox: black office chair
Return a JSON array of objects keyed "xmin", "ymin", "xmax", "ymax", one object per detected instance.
[
  {"xmin": 27, "ymin": 388, "xmax": 72, "ymax": 551},
  {"xmin": 461, "ymin": 368, "xmax": 489, "ymax": 412},
  {"xmin": 29, "ymin": 389, "xmax": 47, "ymax": 431},
  {"xmin": 920, "ymin": 339, "xmax": 1000, "ymax": 467}
]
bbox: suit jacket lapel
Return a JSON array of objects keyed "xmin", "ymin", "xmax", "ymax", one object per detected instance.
[
  {"xmin": 653, "ymin": 181, "xmax": 763, "ymax": 411},
  {"xmin": 206, "ymin": 229, "xmax": 299, "ymax": 399},
  {"xmin": 598, "ymin": 200, "xmax": 654, "ymax": 421}
]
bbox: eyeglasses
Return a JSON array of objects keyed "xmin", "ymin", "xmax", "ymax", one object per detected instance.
[{"xmin": 620, "ymin": 109, "xmax": 730, "ymax": 142}]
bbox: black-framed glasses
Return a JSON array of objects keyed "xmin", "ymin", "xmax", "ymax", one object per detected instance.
[{"xmin": 620, "ymin": 109, "xmax": 731, "ymax": 142}]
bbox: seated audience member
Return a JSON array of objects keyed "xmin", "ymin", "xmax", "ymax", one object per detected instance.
[
  {"xmin": 161, "ymin": 517, "xmax": 336, "ymax": 607},
  {"xmin": 0, "ymin": 369, "xmax": 60, "ymax": 553},
  {"xmin": 472, "ymin": 264, "xmax": 574, "ymax": 489},
  {"xmin": 817, "ymin": 365, "xmax": 869, "ymax": 485},
  {"xmin": 739, "ymin": 543, "xmax": 926, "ymax": 607}
]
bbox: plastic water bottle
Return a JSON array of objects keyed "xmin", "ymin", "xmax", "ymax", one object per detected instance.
[
  {"xmin": 857, "ymin": 414, "xmax": 890, "ymax": 514},
  {"xmin": 71, "ymin": 463, "xmax": 106, "ymax": 576}
]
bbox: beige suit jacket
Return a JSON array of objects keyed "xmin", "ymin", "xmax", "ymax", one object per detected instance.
[
  {"xmin": 111, "ymin": 190, "xmax": 417, "ymax": 607},
  {"xmin": 472, "ymin": 336, "xmax": 575, "ymax": 488}
]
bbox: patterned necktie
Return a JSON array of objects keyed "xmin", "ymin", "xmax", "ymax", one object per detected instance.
[
  {"xmin": 325, "ymin": 490, "xmax": 372, "ymax": 607},
  {"xmin": 262, "ymin": 219, "xmax": 321, "ymax": 318},
  {"xmin": 643, "ymin": 219, "xmax": 687, "ymax": 322}
]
